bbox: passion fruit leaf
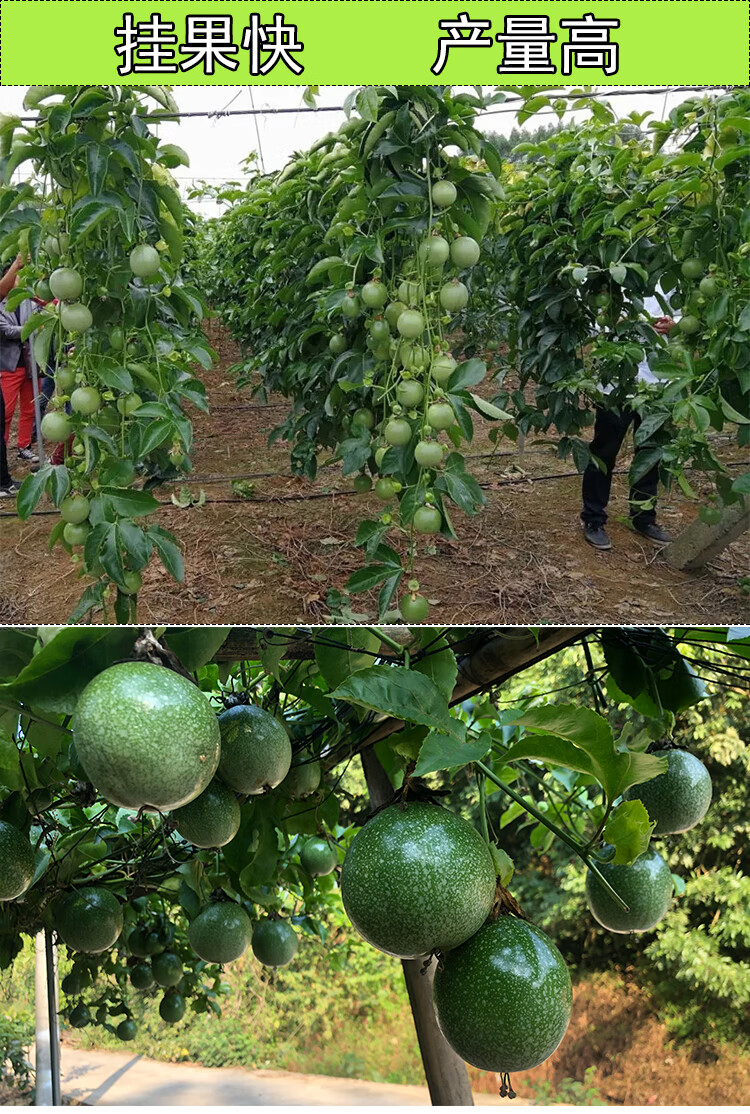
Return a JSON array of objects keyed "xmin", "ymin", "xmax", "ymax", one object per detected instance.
[
  {"xmin": 412, "ymin": 631, "xmax": 458, "ymax": 701},
  {"xmin": 331, "ymin": 665, "xmax": 464, "ymax": 745},
  {"xmin": 163, "ymin": 628, "xmax": 231, "ymax": 672},
  {"xmin": 0, "ymin": 629, "xmax": 36, "ymax": 683},
  {"xmin": 314, "ymin": 628, "xmax": 381, "ymax": 690},
  {"xmin": 413, "ymin": 729, "xmax": 491, "ymax": 778},
  {"xmin": 502, "ymin": 705, "xmax": 668, "ymax": 803},
  {"xmin": 0, "ymin": 629, "xmax": 138, "ymax": 714},
  {"xmin": 602, "ymin": 799, "xmax": 654, "ymax": 865}
]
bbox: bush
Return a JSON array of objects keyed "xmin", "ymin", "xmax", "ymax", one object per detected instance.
[{"xmin": 0, "ymin": 1015, "xmax": 34, "ymax": 1096}]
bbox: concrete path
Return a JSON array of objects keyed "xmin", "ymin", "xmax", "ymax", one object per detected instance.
[{"xmin": 58, "ymin": 1047, "xmax": 511, "ymax": 1106}]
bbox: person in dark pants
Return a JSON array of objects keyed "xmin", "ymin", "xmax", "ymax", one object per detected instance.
[
  {"xmin": 581, "ymin": 407, "xmax": 663, "ymax": 549},
  {"xmin": 581, "ymin": 300, "xmax": 675, "ymax": 550}
]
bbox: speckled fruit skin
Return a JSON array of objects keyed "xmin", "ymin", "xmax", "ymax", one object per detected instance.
[
  {"xmin": 0, "ymin": 820, "xmax": 35, "ymax": 901},
  {"xmin": 433, "ymin": 918, "xmax": 573, "ymax": 1073},
  {"xmin": 217, "ymin": 705, "xmax": 292, "ymax": 795},
  {"xmin": 252, "ymin": 918, "xmax": 299, "ymax": 967},
  {"xmin": 56, "ymin": 887, "xmax": 124, "ymax": 953},
  {"xmin": 624, "ymin": 749, "xmax": 712, "ymax": 835},
  {"xmin": 73, "ymin": 663, "xmax": 221, "ymax": 811},
  {"xmin": 171, "ymin": 777, "xmax": 241, "ymax": 848},
  {"xmin": 300, "ymin": 836, "xmax": 337, "ymax": 876},
  {"xmin": 188, "ymin": 903, "xmax": 252, "ymax": 964},
  {"xmin": 152, "ymin": 951, "xmax": 183, "ymax": 987},
  {"xmin": 340, "ymin": 801, "xmax": 496, "ymax": 959},
  {"xmin": 586, "ymin": 847, "xmax": 674, "ymax": 934}
]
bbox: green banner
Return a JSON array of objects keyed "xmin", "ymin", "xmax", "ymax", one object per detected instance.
[{"xmin": 0, "ymin": 0, "xmax": 748, "ymax": 84}]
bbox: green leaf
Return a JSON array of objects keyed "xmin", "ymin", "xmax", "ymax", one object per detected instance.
[
  {"xmin": 331, "ymin": 665, "xmax": 464, "ymax": 746},
  {"xmin": 602, "ymin": 799, "xmax": 654, "ymax": 865},
  {"xmin": 158, "ymin": 143, "xmax": 190, "ymax": 169},
  {"xmin": 435, "ymin": 454, "xmax": 485, "ymax": 515},
  {"xmin": 163, "ymin": 628, "xmax": 231, "ymax": 672},
  {"xmin": 0, "ymin": 629, "xmax": 37, "ymax": 683},
  {"xmin": 468, "ymin": 393, "xmax": 513, "ymax": 421},
  {"xmin": 69, "ymin": 198, "xmax": 116, "ymax": 240},
  {"xmin": 16, "ymin": 466, "xmax": 52, "ymax": 520},
  {"xmin": 413, "ymin": 728, "xmax": 491, "ymax": 778},
  {"xmin": 0, "ymin": 629, "xmax": 137, "ymax": 714},
  {"xmin": 490, "ymin": 845, "xmax": 514, "ymax": 885},
  {"xmin": 315, "ymin": 629, "xmax": 380, "ymax": 690},
  {"xmin": 100, "ymin": 487, "xmax": 161, "ymax": 517},
  {"xmin": 412, "ymin": 631, "xmax": 457, "ymax": 701},
  {"xmin": 149, "ymin": 526, "xmax": 185, "ymax": 582},
  {"xmin": 502, "ymin": 704, "xmax": 668, "ymax": 803},
  {"xmin": 447, "ymin": 359, "xmax": 487, "ymax": 391}
]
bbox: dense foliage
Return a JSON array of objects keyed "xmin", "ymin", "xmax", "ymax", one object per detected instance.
[
  {"xmin": 0, "ymin": 623, "xmax": 746, "ymax": 1083},
  {"xmin": 0, "ymin": 86, "xmax": 212, "ymax": 621},
  {"xmin": 207, "ymin": 87, "xmax": 750, "ymax": 618},
  {"xmin": 486, "ymin": 88, "xmax": 750, "ymax": 514},
  {"xmin": 206, "ymin": 86, "xmax": 515, "ymax": 620}
]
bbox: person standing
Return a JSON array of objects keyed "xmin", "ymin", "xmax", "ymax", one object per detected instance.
[
  {"xmin": 0, "ymin": 267, "xmax": 40, "ymax": 468},
  {"xmin": 0, "ymin": 256, "xmax": 27, "ymax": 496},
  {"xmin": 581, "ymin": 295, "xmax": 678, "ymax": 551}
]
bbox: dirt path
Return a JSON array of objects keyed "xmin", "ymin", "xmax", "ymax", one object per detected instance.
[
  {"xmin": 54, "ymin": 1046, "xmax": 509, "ymax": 1106},
  {"xmin": 1, "ymin": 321, "xmax": 748, "ymax": 625}
]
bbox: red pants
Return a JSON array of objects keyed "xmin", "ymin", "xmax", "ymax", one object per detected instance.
[{"xmin": 1, "ymin": 367, "xmax": 34, "ymax": 449}]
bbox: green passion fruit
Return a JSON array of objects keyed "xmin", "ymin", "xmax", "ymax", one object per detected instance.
[
  {"xmin": 624, "ymin": 748, "xmax": 712, "ymax": 835},
  {"xmin": 400, "ymin": 594, "xmax": 430, "ymax": 622},
  {"xmin": 55, "ymin": 887, "xmax": 124, "ymax": 953},
  {"xmin": 340, "ymin": 801, "xmax": 496, "ymax": 958},
  {"xmin": 73, "ymin": 662, "xmax": 221, "ymax": 811},
  {"xmin": 585, "ymin": 847, "xmax": 673, "ymax": 934},
  {"xmin": 299, "ymin": 836, "xmax": 337, "ymax": 876},
  {"xmin": 171, "ymin": 777, "xmax": 241, "ymax": 848},
  {"xmin": 217, "ymin": 704, "xmax": 292, "ymax": 795},
  {"xmin": 251, "ymin": 918, "xmax": 299, "ymax": 968},
  {"xmin": 188, "ymin": 903, "xmax": 252, "ymax": 964},
  {"xmin": 0, "ymin": 820, "xmax": 35, "ymax": 901},
  {"xmin": 129, "ymin": 244, "xmax": 161, "ymax": 280},
  {"xmin": 433, "ymin": 917, "xmax": 572, "ymax": 1073}
]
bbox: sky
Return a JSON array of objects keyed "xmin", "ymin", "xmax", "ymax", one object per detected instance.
[{"xmin": 0, "ymin": 86, "xmax": 714, "ymax": 216}]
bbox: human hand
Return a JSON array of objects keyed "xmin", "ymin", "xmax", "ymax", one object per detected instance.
[{"xmin": 653, "ymin": 316, "xmax": 676, "ymax": 335}]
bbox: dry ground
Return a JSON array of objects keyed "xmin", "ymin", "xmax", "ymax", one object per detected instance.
[{"xmin": 1, "ymin": 322, "xmax": 748, "ymax": 625}]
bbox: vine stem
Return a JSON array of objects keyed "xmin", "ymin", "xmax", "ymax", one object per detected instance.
[
  {"xmin": 478, "ymin": 773, "xmax": 490, "ymax": 846},
  {"xmin": 1, "ymin": 702, "xmax": 73, "ymax": 736},
  {"xmin": 475, "ymin": 760, "xmax": 629, "ymax": 913},
  {"xmin": 365, "ymin": 627, "xmax": 403, "ymax": 655}
]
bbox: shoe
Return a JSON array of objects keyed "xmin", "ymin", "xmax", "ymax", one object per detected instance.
[
  {"xmin": 583, "ymin": 523, "xmax": 612, "ymax": 550},
  {"xmin": 634, "ymin": 522, "xmax": 672, "ymax": 544},
  {"xmin": 17, "ymin": 447, "xmax": 39, "ymax": 464},
  {"xmin": 0, "ymin": 480, "xmax": 20, "ymax": 498}
]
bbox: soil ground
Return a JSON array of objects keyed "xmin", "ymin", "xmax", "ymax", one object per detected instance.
[{"xmin": 1, "ymin": 321, "xmax": 748, "ymax": 625}]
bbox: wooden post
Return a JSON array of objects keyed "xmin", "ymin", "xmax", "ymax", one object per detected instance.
[
  {"xmin": 664, "ymin": 499, "xmax": 749, "ymax": 571},
  {"xmin": 360, "ymin": 749, "xmax": 475, "ymax": 1107}
]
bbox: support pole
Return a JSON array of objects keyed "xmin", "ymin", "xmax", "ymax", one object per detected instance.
[
  {"xmin": 34, "ymin": 933, "xmax": 52, "ymax": 1106},
  {"xmin": 664, "ymin": 498, "xmax": 749, "ymax": 571},
  {"xmin": 360, "ymin": 749, "xmax": 474, "ymax": 1107},
  {"xmin": 27, "ymin": 339, "xmax": 46, "ymax": 468},
  {"xmin": 45, "ymin": 929, "xmax": 61, "ymax": 1106}
]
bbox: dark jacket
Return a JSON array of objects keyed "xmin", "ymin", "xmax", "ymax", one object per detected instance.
[{"xmin": 0, "ymin": 297, "xmax": 37, "ymax": 372}]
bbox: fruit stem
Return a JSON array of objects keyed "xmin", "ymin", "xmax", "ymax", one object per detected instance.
[
  {"xmin": 478, "ymin": 773, "xmax": 491, "ymax": 846},
  {"xmin": 365, "ymin": 627, "xmax": 403, "ymax": 655},
  {"xmin": 475, "ymin": 760, "xmax": 629, "ymax": 912}
]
